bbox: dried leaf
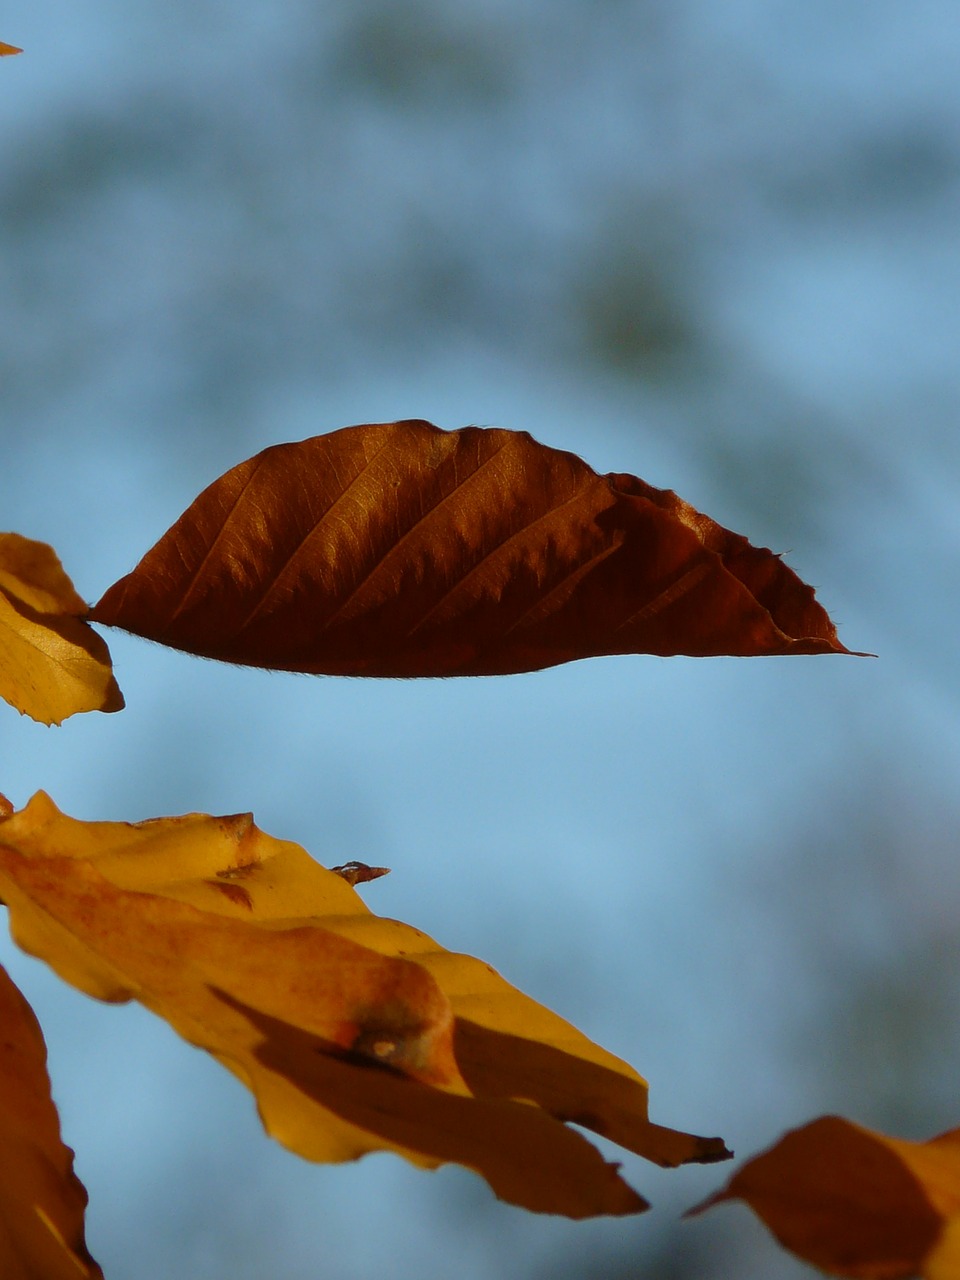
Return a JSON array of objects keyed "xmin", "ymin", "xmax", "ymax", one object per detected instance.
[
  {"xmin": 91, "ymin": 421, "xmax": 857, "ymax": 676},
  {"xmin": 0, "ymin": 534, "xmax": 124, "ymax": 725},
  {"xmin": 0, "ymin": 794, "xmax": 728, "ymax": 1217},
  {"xmin": 691, "ymin": 1115, "xmax": 960, "ymax": 1278},
  {"xmin": 0, "ymin": 42, "xmax": 21, "ymax": 56},
  {"xmin": 330, "ymin": 860, "xmax": 391, "ymax": 886},
  {"xmin": 0, "ymin": 961, "xmax": 103, "ymax": 1280}
]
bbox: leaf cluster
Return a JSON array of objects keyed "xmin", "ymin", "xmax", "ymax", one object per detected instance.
[{"xmin": 3, "ymin": 419, "xmax": 952, "ymax": 1278}]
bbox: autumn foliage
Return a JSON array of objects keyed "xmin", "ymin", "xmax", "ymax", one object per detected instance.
[
  {"xmin": 1, "ymin": 419, "xmax": 953, "ymax": 1279},
  {"xmin": 91, "ymin": 420, "xmax": 853, "ymax": 675},
  {"xmin": 692, "ymin": 1117, "xmax": 960, "ymax": 1279}
]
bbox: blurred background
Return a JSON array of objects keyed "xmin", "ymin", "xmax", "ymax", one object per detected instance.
[{"xmin": 2, "ymin": 2, "xmax": 959, "ymax": 1276}]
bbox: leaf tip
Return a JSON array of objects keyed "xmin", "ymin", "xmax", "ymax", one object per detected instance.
[
  {"xmin": 691, "ymin": 1136, "xmax": 735, "ymax": 1165},
  {"xmin": 331, "ymin": 861, "xmax": 391, "ymax": 886},
  {"xmin": 102, "ymin": 679, "xmax": 126, "ymax": 714}
]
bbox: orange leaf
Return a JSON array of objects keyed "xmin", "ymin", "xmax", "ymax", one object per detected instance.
[
  {"xmin": 691, "ymin": 1115, "xmax": 960, "ymax": 1278},
  {"xmin": 0, "ymin": 42, "xmax": 21, "ymax": 56},
  {"xmin": 90, "ymin": 421, "xmax": 857, "ymax": 676},
  {"xmin": 0, "ymin": 534, "xmax": 124, "ymax": 725},
  {"xmin": 0, "ymin": 793, "xmax": 728, "ymax": 1217},
  {"xmin": 0, "ymin": 961, "xmax": 103, "ymax": 1279}
]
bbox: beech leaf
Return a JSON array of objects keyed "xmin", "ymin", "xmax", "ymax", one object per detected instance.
[
  {"xmin": 0, "ymin": 534, "xmax": 124, "ymax": 725},
  {"xmin": 90, "ymin": 421, "xmax": 857, "ymax": 676},
  {"xmin": 690, "ymin": 1115, "xmax": 960, "ymax": 1278},
  {"xmin": 0, "ymin": 961, "xmax": 103, "ymax": 1280},
  {"xmin": 0, "ymin": 793, "xmax": 728, "ymax": 1216}
]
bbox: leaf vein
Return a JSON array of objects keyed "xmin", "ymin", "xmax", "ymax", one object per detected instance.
[
  {"xmin": 406, "ymin": 485, "xmax": 601, "ymax": 640},
  {"xmin": 317, "ymin": 435, "xmax": 512, "ymax": 633},
  {"xmin": 231, "ymin": 432, "xmax": 399, "ymax": 636},
  {"xmin": 166, "ymin": 457, "xmax": 269, "ymax": 629}
]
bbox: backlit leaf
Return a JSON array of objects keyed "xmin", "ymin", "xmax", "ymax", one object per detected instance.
[
  {"xmin": 91, "ymin": 421, "xmax": 857, "ymax": 676},
  {"xmin": 0, "ymin": 793, "xmax": 728, "ymax": 1216},
  {"xmin": 690, "ymin": 1115, "xmax": 960, "ymax": 1278},
  {"xmin": 0, "ymin": 961, "xmax": 103, "ymax": 1280},
  {"xmin": 0, "ymin": 534, "xmax": 124, "ymax": 725}
]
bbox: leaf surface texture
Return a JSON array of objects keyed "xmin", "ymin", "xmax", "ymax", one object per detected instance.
[
  {"xmin": 0, "ymin": 534, "xmax": 123, "ymax": 724},
  {"xmin": 0, "ymin": 793, "xmax": 729, "ymax": 1216},
  {"xmin": 91, "ymin": 422, "xmax": 854, "ymax": 675}
]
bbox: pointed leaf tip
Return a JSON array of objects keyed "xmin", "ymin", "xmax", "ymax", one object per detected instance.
[
  {"xmin": 0, "ymin": 963, "xmax": 103, "ymax": 1279},
  {"xmin": 91, "ymin": 421, "xmax": 859, "ymax": 675}
]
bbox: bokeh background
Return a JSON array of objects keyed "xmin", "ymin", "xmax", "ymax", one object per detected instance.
[{"xmin": 2, "ymin": 3, "xmax": 959, "ymax": 1276}]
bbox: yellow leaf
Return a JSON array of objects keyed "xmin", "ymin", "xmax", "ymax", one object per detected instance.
[
  {"xmin": 0, "ymin": 793, "xmax": 730, "ymax": 1216},
  {"xmin": 0, "ymin": 961, "xmax": 102, "ymax": 1280},
  {"xmin": 691, "ymin": 1115, "xmax": 960, "ymax": 1279},
  {"xmin": 0, "ymin": 534, "xmax": 124, "ymax": 725},
  {"xmin": 928, "ymin": 1216, "xmax": 960, "ymax": 1280}
]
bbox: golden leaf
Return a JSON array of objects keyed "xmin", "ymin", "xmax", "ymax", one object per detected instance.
[
  {"xmin": 0, "ymin": 534, "xmax": 124, "ymax": 725},
  {"xmin": 0, "ymin": 793, "xmax": 730, "ymax": 1217},
  {"xmin": 0, "ymin": 961, "xmax": 102, "ymax": 1279},
  {"xmin": 0, "ymin": 42, "xmax": 22, "ymax": 56},
  {"xmin": 691, "ymin": 1115, "xmax": 960, "ymax": 1278},
  {"xmin": 91, "ymin": 422, "xmax": 860, "ymax": 676}
]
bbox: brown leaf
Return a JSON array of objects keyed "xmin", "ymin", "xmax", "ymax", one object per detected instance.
[
  {"xmin": 90, "ymin": 421, "xmax": 858, "ymax": 676},
  {"xmin": 690, "ymin": 1115, "xmax": 960, "ymax": 1278},
  {"xmin": 0, "ymin": 961, "xmax": 103, "ymax": 1280},
  {"xmin": 0, "ymin": 42, "xmax": 21, "ymax": 56},
  {"xmin": 0, "ymin": 792, "xmax": 726, "ymax": 1217},
  {"xmin": 330, "ymin": 860, "xmax": 391, "ymax": 886},
  {"xmin": 0, "ymin": 533, "xmax": 124, "ymax": 724}
]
